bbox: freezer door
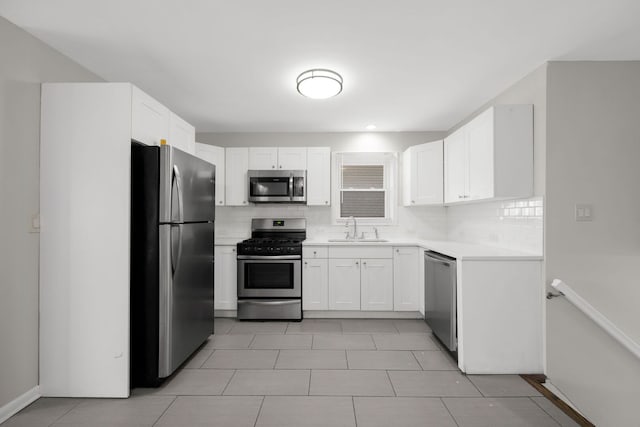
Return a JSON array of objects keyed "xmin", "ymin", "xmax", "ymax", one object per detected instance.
[
  {"xmin": 159, "ymin": 145, "xmax": 215, "ymax": 223},
  {"xmin": 159, "ymin": 222, "xmax": 214, "ymax": 378}
]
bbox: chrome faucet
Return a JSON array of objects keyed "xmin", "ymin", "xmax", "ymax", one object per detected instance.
[
  {"xmin": 373, "ymin": 227, "xmax": 379, "ymax": 240},
  {"xmin": 345, "ymin": 216, "xmax": 358, "ymax": 240}
]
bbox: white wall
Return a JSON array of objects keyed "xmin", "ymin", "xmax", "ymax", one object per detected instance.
[
  {"xmin": 197, "ymin": 132, "xmax": 449, "ymax": 240},
  {"xmin": 0, "ymin": 17, "xmax": 102, "ymax": 408},
  {"xmin": 446, "ymin": 64, "xmax": 547, "ymax": 254},
  {"xmin": 545, "ymin": 61, "xmax": 640, "ymax": 426}
]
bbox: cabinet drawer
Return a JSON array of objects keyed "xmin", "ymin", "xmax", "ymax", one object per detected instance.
[
  {"xmin": 303, "ymin": 246, "xmax": 328, "ymax": 259},
  {"xmin": 329, "ymin": 246, "xmax": 392, "ymax": 259}
]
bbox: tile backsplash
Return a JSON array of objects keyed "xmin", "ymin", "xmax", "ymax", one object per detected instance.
[
  {"xmin": 215, "ymin": 197, "xmax": 543, "ymax": 255},
  {"xmin": 446, "ymin": 196, "xmax": 544, "ymax": 254},
  {"xmin": 215, "ymin": 204, "xmax": 448, "ymax": 241}
]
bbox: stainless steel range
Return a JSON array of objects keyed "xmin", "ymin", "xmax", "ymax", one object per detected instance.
[{"xmin": 236, "ymin": 218, "xmax": 305, "ymax": 320}]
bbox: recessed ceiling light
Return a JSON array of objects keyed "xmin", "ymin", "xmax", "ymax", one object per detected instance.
[
  {"xmin": 296, "ymin": 69, "xmax": 343, "ymax": 99},
  {"xmin": 366, "ymin": 124, "xmax": 377, "ymax": 130}
]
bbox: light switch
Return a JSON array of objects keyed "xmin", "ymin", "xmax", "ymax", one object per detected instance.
[{"xmin": 575, "ymin": 204, "xmax": 593, "ymax": 222}]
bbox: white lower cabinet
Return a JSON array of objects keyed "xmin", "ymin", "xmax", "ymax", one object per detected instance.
[
  {"xmin": 303, "ymin": 258, "xmax": 328, "ymax": 310},
  {"xmin": 393, "ymin": 247, "xmax": 420, "ymax": 311},
  {"xmin": 214, "ymin": 245, "xmax": 237, "ymax": 310},
  {"xmin": 328, "ymin": 259, "xmax": 361, "ymax": 310},
  {"xmin": 360, "ymin": 259, "xmax": 393, "ymax": 311}
]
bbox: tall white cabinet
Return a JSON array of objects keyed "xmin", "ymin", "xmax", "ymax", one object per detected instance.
[
  {"xmin": 40, "ymin": 83, "xmax": 197, "ymax": 398},
  {"xmin": 444, "ymin": 105, "xmax": 533, "ymax": 204},
  {"xmin": 306, "ymin": 147, "xmax": 331, "ymax": 206},
  {"xmin": 225, "ymin": 147, "xmax": 249, "ymax": 206}
]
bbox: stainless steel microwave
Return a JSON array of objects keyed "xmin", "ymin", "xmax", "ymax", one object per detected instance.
[{"xmin": 248, "ymin": 170, "xmax": 306, "ymax": 203}]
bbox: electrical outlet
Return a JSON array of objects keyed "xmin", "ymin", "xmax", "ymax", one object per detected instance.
[
  {"xmin": 29, "ymin": 213, "xmax": 41, "ymax": 233},
  {"xmin": 575, "ymin": 204, "xmax": 593, "ymax": 222}
]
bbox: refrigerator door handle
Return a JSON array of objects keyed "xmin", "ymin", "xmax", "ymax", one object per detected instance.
[
  {"xmin": 173, "ymin": 164, "xmax": 184, "ymax": 223},
  {"xmin": 171, "ymin": 224, "xmax": 184, "ymax": 275}
]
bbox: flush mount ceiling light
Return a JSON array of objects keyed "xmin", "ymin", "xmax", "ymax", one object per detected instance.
[{"xmin": 296, "ymin": 68, "xmax": 343, "ymax": 99}]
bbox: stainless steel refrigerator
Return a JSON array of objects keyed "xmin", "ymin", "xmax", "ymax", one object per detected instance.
[{"xmin": 131, "ymin": 143, "xmax": 215, "ymax": 387}]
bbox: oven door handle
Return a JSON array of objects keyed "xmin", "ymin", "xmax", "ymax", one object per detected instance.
[
  {"xmin": 238, "ymin": 300, "xmax": 299, "ymax": 306},
  {"xmin": 237, "ymin": 255, "xmax": 301, "ymax": 260}
]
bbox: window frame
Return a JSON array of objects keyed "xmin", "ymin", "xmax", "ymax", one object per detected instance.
[{"xmin": 332, "ymin": 152, "xmax": 398, "ymax": 226}]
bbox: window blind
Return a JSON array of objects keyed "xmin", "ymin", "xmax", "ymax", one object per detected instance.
[
  {"xmin": 340, "ymin": 191, "xmax": 385, "ymax": 217},
  {"xmin": 341, "ymin": 165, "xmax": 384, "ymax": 189}
]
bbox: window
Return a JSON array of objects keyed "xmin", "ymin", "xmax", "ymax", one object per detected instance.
[{"xmin": 332, "ymin": 152, "xmax": 397, "ymax": 224}]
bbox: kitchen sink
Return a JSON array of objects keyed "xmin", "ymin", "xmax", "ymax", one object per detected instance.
[{"xmin": 327, "ymin": 238, "xmax": 389, "ymax": 243}]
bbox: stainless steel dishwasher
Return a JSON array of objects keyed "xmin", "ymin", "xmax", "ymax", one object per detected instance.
[{"xmin": 424, "ymin": 250, "xmax": 457, "ymax": 353}]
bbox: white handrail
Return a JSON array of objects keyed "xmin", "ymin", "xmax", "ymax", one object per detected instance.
[{"xmin": 551, "ymin": 279, "xmax": 640, "ymax": 361}]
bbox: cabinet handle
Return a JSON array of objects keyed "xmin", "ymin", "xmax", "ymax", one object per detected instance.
[
  {"xmin": 313, "ymin": 251, "xmax": 317, "ymax": 255},
  {"xmin": 272, "ymin": 165, "xmax": 275, "ymax": 169},
  {"xmin": 325, "ymin": 201, "xmax": 328, "ymax": 204},
  {"xmin": 279, "ymin": 165, "xmax": 282, "ymax": 168},
  {"xmin": 304, "ymin": 261, "xmax": 307, "ymax": 265},
  {"xmin": 363, "ymin": 261, "xmax": 367, "ymax": 266},
  {"xmin": 355, "ymin": 261, "xmax": 359, "ymax": 266},
  {"xmin": 458, "ymin": 195, "xmax": 464, "ymax": 199},
  {"xmin": 396, "ymin": 249, "xmax": 399, "ymax": 253},
  {"xmin": 243, "ymin": 201, "xmax": 247, "ymax": 204},
  {"xmin": 411, "ymin": 200, "xmax": 415, "ymax": 204},
  {"xmin": 232, "ymin": 248, "xmax": 236, "ymax": 252}
]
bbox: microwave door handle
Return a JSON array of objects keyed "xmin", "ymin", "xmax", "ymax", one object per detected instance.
[{"xmin": 289, "ymin": 174, "xmax": 294, "ymax": 201}]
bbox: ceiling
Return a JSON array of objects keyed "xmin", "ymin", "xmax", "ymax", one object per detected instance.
[{"xmin": 2, "ymin": 0, "xmax": 640, "ymax": 133}]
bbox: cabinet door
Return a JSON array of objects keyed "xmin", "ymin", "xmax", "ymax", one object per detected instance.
[
  {"xmin": 248, "ymin": 147, "xmax": 278, "ymax": 169},
  {"xmin": 408, "ymin": 141, "xmax": 444, "ymax": 205},
  {"xmin": 361, "ymin": 259, "xmax": 393, "ymax": 311},
  {"xmin": 303, "ymin": 258, "xmax": 328, "ymax": 310},
  {"xmin": 467, "ymin": 108, "xmax": 494, "ymax": 200},
  {"xmin": 195, "ymin": 143, "xmax": 225, "ymax": 206},
  {"xmin": 225, "ymin": 147, "xmax": 249, "ymax": 206},
  {"xmin": 306, "ymin": 147, "xmax": 331, "ymax": 206},
  {"xmin": 131, "ymin": 86, "xmax": 169, "ymax": 146},
  {"xmin": 328, "ymin": 259, "xmax": 360, "ymax": 310},
  {"xmin": 169, "ymin": 112, "xmax": 195, "ymax": 154},
  {"xmin": 278, "ymin": 147, "xmax": 307, "ymax": 169},
  {"xmin": 393, "ymin": 247, "xmax": 420, "ymax": 311},
  {"xmin": 444, "ymin": 128, "xmax": 468, "ymax": 203},
  {"xmin": 214, "ymin": 246, "xmax": 237, "ymax": 310}
]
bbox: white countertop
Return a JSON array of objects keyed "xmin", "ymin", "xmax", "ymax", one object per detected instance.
[{"xmin": 303, "ymin": 237, "xmax": 543, "ymax": 261}]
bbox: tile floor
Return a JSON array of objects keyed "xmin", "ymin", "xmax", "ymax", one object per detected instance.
[{"xmin": 3, "ymin": 318, "xmax": 579, "ymax": 427}]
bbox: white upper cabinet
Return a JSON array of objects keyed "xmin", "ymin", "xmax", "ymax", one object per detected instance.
[
  {"xmin": 169, "ymin": 112, "xmax": 196, "ymax": 154},
  {"xmin": 248, "ymin": 147, "xmax": 278, "ymax": 169},
  {"xmin": 225, "ymin": 147, "xmax": 249, "ymax": 206},
  {"xmin": 195, "ymin": 143, "xmax": 225, "ymax": 206},
  {"xmin": 306, "ymin": 147, "xmax": 331, "ymax": 206},
  {"xmin": 131, "ymin": 86, "xmax": 169, "ymax": 146},
  {"xmin": 249, "ymin": 147, "xmax": 307, "ymax": 170},
  {"xmin": 444, "ymin": 105, "xmax": 533, "ymax": 204},
  {"xmin": 277, "ymin": 147, "xmax": 307, "ymax": 169},
  {"xmin": 403, "ymin": 140, "xmax": 443, "ymax": 206},
  {"xmin": 444, "ymin": 128, "xmax": 468, "ymax": 203}
]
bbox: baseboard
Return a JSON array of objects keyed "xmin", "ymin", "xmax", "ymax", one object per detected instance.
[
  {"xmin": 304, "ymin": 311, "xmax": 423, "ymax": 319},
  {"xmin": 0, "ymin": 386, "xmax": 40, "ymax": 424}
]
